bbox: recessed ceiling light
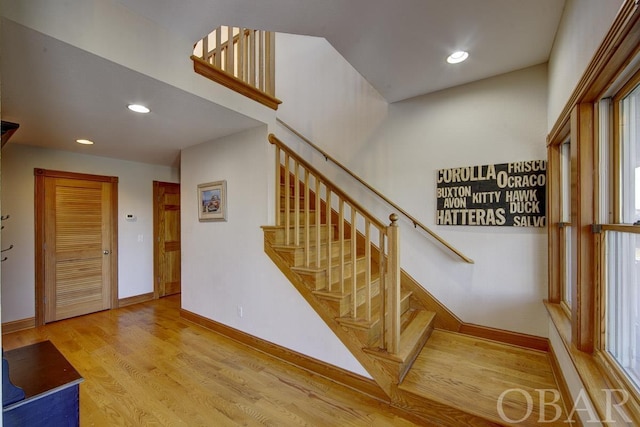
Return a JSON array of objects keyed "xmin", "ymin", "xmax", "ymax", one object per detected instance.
[
  {"xmin": 447, "ymin": 51, "xmax": 469, "ymax": 64},
  {"xmin": 76, "ymin": 139, "xmax": 94, "ymax": 145},
  {"xmin": 127, "ymin": 104, "xmax": 150, "ymax": 114}
]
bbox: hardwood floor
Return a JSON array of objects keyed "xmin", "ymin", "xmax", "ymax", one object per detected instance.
[
  {"xmin": 2, "ymin": 296, "xmax": 423, "ymax": 426},
  {"xmin": 400, "ymin": 330, "xmax": 570, "ymax": 426},
  {"xmin": 3, "ymin": 296, "xmax": 571, "ymax": 426}
]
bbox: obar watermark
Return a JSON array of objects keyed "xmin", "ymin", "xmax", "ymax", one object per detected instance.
[{"xmin": 496, "ymin": 388, "xmax": 632, "ymax": 424}]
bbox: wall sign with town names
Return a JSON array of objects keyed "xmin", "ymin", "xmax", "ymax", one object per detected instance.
[{"xmin": 436, "ymin": 160, "xmax": 546, "ymax": 227}]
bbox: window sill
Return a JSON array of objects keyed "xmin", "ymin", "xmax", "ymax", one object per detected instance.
[{"xmin": 545, "ymin": 301, "xmax": 639, "ymax": 424}]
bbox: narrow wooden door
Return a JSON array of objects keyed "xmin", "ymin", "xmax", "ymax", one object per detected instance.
[
  {"xmin": 35, "ymin": 169, "xmax": 118, "ymax": 324},
  {"xmin": 153, "ymin": 181, "xmax": 181, "ymax": 297}
]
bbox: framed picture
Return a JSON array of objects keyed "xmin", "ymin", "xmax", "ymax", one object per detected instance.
[{"xmin": 197, "ymin": 180, "xmax": 227, "ymax": 221}]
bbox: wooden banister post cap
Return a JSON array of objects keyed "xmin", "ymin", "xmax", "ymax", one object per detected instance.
[{"xmin": 389, "ymin": 213, "xmax": 398, "ymax": 225}]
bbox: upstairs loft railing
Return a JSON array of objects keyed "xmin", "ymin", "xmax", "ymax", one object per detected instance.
[
  {"xmin": 191, "ymin": 26, "xmax": 282, "ymax": 110},
  {"xmin": 270, "ymin": 134, "xmax": 403, "ymax": 354},
  {"xmin": 276, "ymin": 119, "xmax": 474, "ymax": 264}
]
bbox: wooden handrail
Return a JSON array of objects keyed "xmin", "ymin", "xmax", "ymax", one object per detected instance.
[{"xmin": 276, "ymin": 119, "xmax": 474, "ymax": 264}]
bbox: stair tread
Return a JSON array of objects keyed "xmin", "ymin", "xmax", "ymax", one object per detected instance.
[
  {"xmin": 336, "ymin": 315, "xmax": 379, "ymax": 330},
  {"xmin": 397, "ymin": 310, "xmax": 435, "ymax": 360},
  {"xmin": 280, "ymin": 211, "xmax": 319, "ymax": 216},
  {"xmin": 318, "ymin": 269, "xmax": 381, "ymax": 290},
  {"xmin": 313, "ymin": 275, "xmax": 399, "ymax": 301},
  {"xmin": 364, "ymin": 310, "xmax": 436, "ymax": 363},
  {"xmin": 280, "ymin": 224, "xmax": 333, "ymax": 230},
  {"xmin": 271, "ymin": 239, "xmax": 352, "ymax": 252},
  {"xmin": 266, "ymin": 223, "xmax": 332, "ymax": 229}
]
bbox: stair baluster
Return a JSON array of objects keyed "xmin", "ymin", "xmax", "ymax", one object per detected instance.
[
  {"xmin": 304, "ymin": 169, "xmax": 310, "ymax": 267},
  {"xmin": 364, "ymin": 219, "xmax": 371, "ymax": 322},
  {"xmin": 378, "ymin": 228, "xmax": 386, "ymax": 350},
  {"xmin": 294, "ymin": 161, "xmax": 300, "ymax": 247},
  {"xmin": 338, "ymin": 199, "xmax": 345, "ymax": 293},
  {"xmin": 386, "ymin": 214, "xmax": 401, "ymax": 354},
  {"xmin": 274, "ymin": 145, "xmax": 282, "ymax": 227},
  {"xmin": 315, "ymin": 178, "xmax": 321, "ymax": 267},
  {"xmin": 350, "ymin": 208, "xmax": 357, "ymax": 318},
  {"xmin": 284, "ymin": 153, "xmax": 291, "ymax": 243},
  {"xmin": 326, "ymin": 188, "xmax": 333, "ymax": 291}
]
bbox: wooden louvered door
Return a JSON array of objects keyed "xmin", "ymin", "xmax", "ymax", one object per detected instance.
[{"xmin": 35, "ymin": 169, "xmax": 117, "ymax": 324}]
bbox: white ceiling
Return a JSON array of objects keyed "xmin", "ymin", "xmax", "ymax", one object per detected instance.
[
  {"xmin": 117, "ymin": 0, "xmax": 566, "ymax": 102},
  {"xmin": 0, "ymin": 18, "xmax": 261, "ymax": 167},
  {"xmin": 1, "ymin": 0, "xmax": 567, "ymax": 166}
]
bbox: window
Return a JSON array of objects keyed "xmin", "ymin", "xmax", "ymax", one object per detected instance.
[
  {"xmin": 606, "ymin": 231, "xmax": 640, "ymax": 389},
  {"xmin": 619, "ymin": 83, "xmax": 640, "ymax": 225},
  {"xmin": 546, "ymin": 3, "xmax": 640, "ymax": 422},
  {"xmin": 603, "ymin": 79, "xmax": 640, "ymax": 392}
]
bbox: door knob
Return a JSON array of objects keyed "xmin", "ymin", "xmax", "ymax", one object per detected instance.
[{"xmin": 103, "ymin": 250, "xmax": 110, "ymax": 255}]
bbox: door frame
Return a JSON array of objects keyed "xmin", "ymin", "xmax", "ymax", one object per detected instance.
[{"xmin": 34, "ymin": 168, "xmax": 119, "ymax": 326}]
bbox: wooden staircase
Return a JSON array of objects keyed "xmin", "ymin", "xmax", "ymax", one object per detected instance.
[
  {"xmin": 262, "ymin": 134, "xmax": 572, "ymax": 426},
  {"xmin": 262, "ymin": 134, "xmax": 436, "ymax": 397}
]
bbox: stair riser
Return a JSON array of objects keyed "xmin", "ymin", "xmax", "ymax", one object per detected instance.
[
  {"xmin": 273, "ymin": 225, "xmax": 334, "ymax": 245},
  {"xmin": 293, "ymin": 269, "xmax": 328, "ymax": 291},
  {"xmin": 327, "ymin": 286, "xmax": 411, "ymax": 320},
  {"xmin": 328, "ymin": 256, "xmax": 368, "ymax": 283},
  {"xmin": 354, "ymin": 280, "xmax": 380, "ymax": 310},
  {"xmin": 351, "ymin": 292, "xmax": 411, "ymax": 319},
  {"xmin": 349, "ymin": 323, "xmax": 382, "ymax": 348},
  {"xmin": 340, "ymin": 295, "xmax": 413, "ymax": 348},
  {"xmin": 375, "ymin": 324, "xmax": 434, "ymax": 385},
  {"xmin": 263, "ymin": 228, "xmax": 277, "ymax": 247},
  {"xmin": 279, "ymin": 241, "xmax": 353, "ymax": 268},
  {"xmin": 293, "ymin": 255, "xmax": 369, "ymax": 290},
  {"xmin": 401, "ymin": 293, "xmax": 411, "ymax": 315},
  {"xmin": 280, "ymin": 211, "xmax": 323, "ymax": 226},
  {"xmin": 321, "ymin": 280, "xmax": 381, "ymax": 317}
]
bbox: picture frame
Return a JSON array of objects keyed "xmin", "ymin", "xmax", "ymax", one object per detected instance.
[{"xmin": 197, "ymin": 180, "xmax": 227, "ymax": 221}]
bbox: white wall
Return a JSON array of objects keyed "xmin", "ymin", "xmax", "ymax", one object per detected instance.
[
  {"xmin": 180, "ymin": 126, "xmax": 368, "ymax": 376},
  {"xmin": 0, "ymin": 144, "xmax": 178, "ymax": 322},
  {"xmin": 277, "ymin": 33, "xmax": 549, "ymax": 336},
  {"xmin": 547, "ymin": 0, "xmax": 624, "ymax": 130},
  {"xmin": 376, "ymin": 66, "xmax": 549, "ymax": 336},
  {"xmin": 275, "ymin": 34, "xmax": 389, "ymax": 152}
]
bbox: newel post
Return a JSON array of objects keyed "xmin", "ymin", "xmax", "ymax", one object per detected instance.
[{"xmin": 386, "ymin": 213, "xmax": 401, "ymax": 354}]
